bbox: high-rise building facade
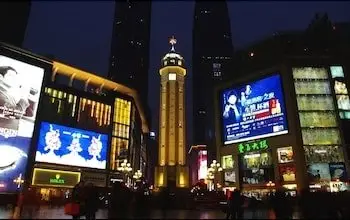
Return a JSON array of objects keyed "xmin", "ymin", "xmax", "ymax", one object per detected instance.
[
  {"xmin": 0, "ymin": 1, "xmax": 31, "ymax": 47},
  {"xmin": 192, "ymin": 1, "xmax": 234, "ymax": 161},
  {"xmin": 108, "ymin": 1, "xmax": 152, "ymax": 108},
  {"xmin": 155, "ymin": 38, "xmax": 189, "ymax": 188}
]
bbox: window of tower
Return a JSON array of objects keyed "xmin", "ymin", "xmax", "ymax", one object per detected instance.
[
  {"xmin": 164, "ymin": 61, "xmax": 167, "ymax": 66},
  {"xmin": 170, "ymin": 59, "xmax": 175, "ymax": 64},
  {"xmin": 178, "ymin": 60, "xmax": 182, "ymax": 66}
]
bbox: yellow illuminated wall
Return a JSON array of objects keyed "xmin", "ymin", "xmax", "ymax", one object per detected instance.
[
  {"xmin": 110, "ymin": 98, "xmax": 132, "ymax": 170},
  {"xmin": 44, "ymin": 87, "xmax": 78, "ymax": 118},
  {"xmin": 77, "ymin": 98, "xmax": 111, "ymax": 129}
]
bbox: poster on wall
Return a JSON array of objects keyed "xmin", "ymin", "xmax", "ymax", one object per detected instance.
[
  {"xmin": 307, "ymin": 163, "xmax": 331, "ymax": 182},
  {"xmin": 221, "ymin": 74, "xmax": 288, "ymax": 145},
  {"xmin": 279, "ymin": 164, "xmax": 296, "ymax": 182},
  {"xmin": 0, "ymin": 55, "xmax": 45, "ymax": 193},
  {"xmin": 277, "ymin": 147, "xmax": 294, "ymax": 163},
  {"xmin": 222, "ymin": 155, "xmax": 234, "ymax": 169},
  {"xmin": 224, "ymin": 171, "xmax": 236, "ymax": 183},
  {"xmin": 35, "ymin": 122, "xmax": 108, "ymax": 169},
  {"xmin": 329, "ymin": 162, "xmax": 347, "ymax": 181}
]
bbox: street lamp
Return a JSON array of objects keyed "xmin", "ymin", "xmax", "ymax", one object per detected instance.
[
  {"xmin": 117, "ymin": 159, "xmax": 133, "ymax": 186},
  {"xmin": 207, "ymin": 160, "xmax": 223, "ymax": 191},
  {"xmin": 266, "ymin": 181, "xmax": 275, "ymax": 195},
  {"xmin": 133, "ymin": 170, "xmax": 142, "ymax": 181}
]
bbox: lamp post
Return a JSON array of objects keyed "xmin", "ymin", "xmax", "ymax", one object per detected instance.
[
  {"xmin": 207, "ymin": 160, "xmax": 223, "ymax": 191},
  {"xmin": 133, "ymin": 170, "xmax": 143, "ymax": 189},
  {"xmin": 266, "ymin": 181, "xmax": 275, "ymax": 195},
  {"xmin": 117, "ymin": 159, "xmax": 133, "ymax": 186}
]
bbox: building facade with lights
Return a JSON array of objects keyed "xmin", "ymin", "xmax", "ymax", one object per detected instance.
[
  {"xmin": 154, "ymin": 38, "xmax": 189, "ymax": 189},
  {"xmin": 192, "ymin": 0, "xmax": 234, "ymax": 163},
  {"xmin": 0, "ymin": 42, "xmax": 149, "ymax": 202},
  {"xmin": 214, "ymin": 57, "xmax": 350, "ymax": 196}
]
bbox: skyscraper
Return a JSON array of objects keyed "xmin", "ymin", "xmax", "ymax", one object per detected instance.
[
  {"xmin": 192, "ymin": 1, "xmax": 234, "ymax": 160},
  {"xmin": 108, "ymin": 1, "xmax": 152, "ymax": 108},
  {"xmin": 0, "ymin": 1, "xmax": 31, "ymax": 47},
  {"xmin": 155, "ymin": 37, "xmax": 189, "ymax": 189}
]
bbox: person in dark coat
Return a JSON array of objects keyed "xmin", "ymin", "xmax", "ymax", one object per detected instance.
[
  {"xmin": 71, "ymin": 181, "xmax": 85, "ymax": 220},
  {"xmin": 109, "ymin": 182, "xmax": 131, "ymax": 219},
  {"xmin": 84, "ymin": 183, "xmax": 99, "ymax": 220}
]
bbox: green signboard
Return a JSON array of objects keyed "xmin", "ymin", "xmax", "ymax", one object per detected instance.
[
  {"xmin": 238, "ymin": 139, "xmax": 269, "ymax": 154},
  {"xmin": 32, "ymin": 168, "xmax": 81, "ymax": 188}
]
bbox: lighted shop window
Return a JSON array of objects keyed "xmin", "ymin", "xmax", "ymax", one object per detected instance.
[
  {"xmin": 330, "ymin": 66, "xmax": 344, "ymax": 78},
  {"xmin": 339, "ymin": 111, "xmax": 350, "ymax": 119},
  {"xmin": 334, "ymin": 80, "xmax": 349, "ymax": 95}
]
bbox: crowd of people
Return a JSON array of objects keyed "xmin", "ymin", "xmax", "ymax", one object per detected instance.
[{"xmin": 225, "ymin": 189, "xmax": 350, "ymax": 219}]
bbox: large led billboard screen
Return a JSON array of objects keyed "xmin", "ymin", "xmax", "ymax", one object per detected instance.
[
  {"xmin": 35, "ymin": 122, "xmax": 108, "ymax": 169},
  {"xmin": 0, "ymin": 55, "xmax": 45, "ymax": 193},
  {"xmin": 221, "ymin": 74, "xmax": 288, "ymax": 145}
]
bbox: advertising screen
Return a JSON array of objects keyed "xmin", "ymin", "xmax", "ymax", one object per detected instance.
[
  {"xmin": 198, "ymin": 150, "xmax": 207, "ymax": 180},
  {"xmin": 221, "ymin": 74, "xmax": 288, "ymax": 145},
  {"xmin": 307, "ymin": 163, "xmax": 331, "ymax": 182},
  {"xmin": 35, "ymin": 122, "xmax": 108, "ymax": 169},
  {"xmin": 0, "ymin": 55, "xmax": 44, "ymax": 193},
  {"xmin": 329, "ymin": 162, "xmax": 347, "ymax": 181}
]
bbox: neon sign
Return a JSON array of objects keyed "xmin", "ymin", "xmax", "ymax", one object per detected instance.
[
  {"xmin": 238, "ymin": 139, "xmax": 269, "ymax": 154},
  {"xmin": 49, "ymin": 174, "xmax": 65, "ymax": 184}
]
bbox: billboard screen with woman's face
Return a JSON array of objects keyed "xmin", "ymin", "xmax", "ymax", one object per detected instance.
[
  {"xmin": 221, "ymin": 74, "xmax": 288, "ymax": 145},
  {"xmin": 0, "ymin": 55, "xmax": 45, "ymax": 193}
]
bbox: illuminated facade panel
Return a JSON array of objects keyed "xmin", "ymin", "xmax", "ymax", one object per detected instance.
[
  {"xmin": 43, "ymin": 88, "xmax": 78, "ymax": 122},
  {"xmin": 110, "ymin": 98, "xmax": 131, "ymax": 170},
  {"xmin": 77, "ymin": 98, "xmax": 111, "ymax": 131},
  {"xmin": 299, "ymin": 112, "xmax": 337, "ymax": 128},
  {"xmin": 293, "ymin": 67, "xmax": 346, "ymax": 186},
  {"xmin": 304, "ymin": 145, "xmax": 344, "ymax": 163}
]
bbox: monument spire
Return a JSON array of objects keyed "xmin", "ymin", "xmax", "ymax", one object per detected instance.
[{"xmin": 169, "ymin": 36, "xmax": 177, "ymax": 52}]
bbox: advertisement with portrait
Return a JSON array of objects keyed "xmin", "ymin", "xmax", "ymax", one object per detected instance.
[
  {"xmin": 329, "ymin": 162, "xmax": 347, "ymax": 182},
  {"xmin": 197, "ymin": 150, "xmax": 207, "ymax": 180},
  {"xmin": 35, "ymin": 122, "xmax": 108, "ymax": 169},
  {"xmin": 307, "ymin": 163, "xmax": 331, "ymax": 183},
  {"xmin": 221, "ymin": 74, "xmax": 288, "ymax": 145},
  {"xmin": 277, "ymin": 147, "xmax": 294, "ymax": 163},
  {"xmin": 240, "ymin": 151, "xmax": 274, "ymax": 184},
  {"xmin": 0, "ymin": 55, "xmax": 45, "ymax": 193},
  {"xmin": 279, "ymin": 164, "xmax": 296, "ymax": 182}
]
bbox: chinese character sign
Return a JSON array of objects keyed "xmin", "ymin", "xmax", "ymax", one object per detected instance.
[{"xmin": 221, "ymin": 74, "xmax": 288, "ymax": 145}]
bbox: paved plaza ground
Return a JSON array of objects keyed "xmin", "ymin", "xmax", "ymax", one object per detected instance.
[{"xmin": 0, "ymin": 206, "xmax": 302, "ymax": 219}]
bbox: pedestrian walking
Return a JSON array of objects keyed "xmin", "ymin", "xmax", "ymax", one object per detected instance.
[{"xmin": 84, "ymin": 183, "xmax": 99, "ymax": 220}]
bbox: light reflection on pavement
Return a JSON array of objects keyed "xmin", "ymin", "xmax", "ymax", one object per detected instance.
[{"xmin": 0, "ymin": 206, "xmax": 301, "ymax": 219}]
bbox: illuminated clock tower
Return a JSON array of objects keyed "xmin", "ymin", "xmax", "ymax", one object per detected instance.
[{"xmin": 155, "ymin": 37, "xmax": 189, "ymax": 188}]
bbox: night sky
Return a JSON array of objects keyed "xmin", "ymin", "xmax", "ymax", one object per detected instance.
[{"xmin": 24, "ymin": 1, "xmax": 350, "ymax": 146}]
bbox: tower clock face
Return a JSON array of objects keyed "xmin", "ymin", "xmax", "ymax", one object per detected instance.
[{"xmin": 169, "ymin": 73, "xmax": 177, "ymax": 81}]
